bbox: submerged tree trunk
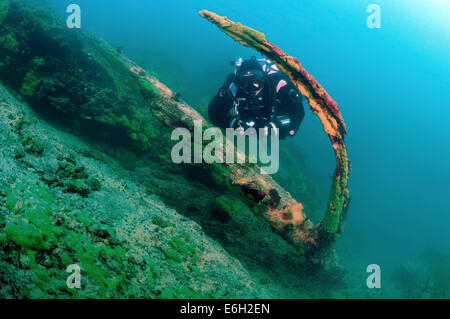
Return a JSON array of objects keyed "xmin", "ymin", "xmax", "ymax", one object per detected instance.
[
  {"xmin": 198, "ymin": 11, "xmax": 351, "ymax": 258},
  {"xmin": 120, "ymin": 11, "xmax": 351, "ymax": 261}
]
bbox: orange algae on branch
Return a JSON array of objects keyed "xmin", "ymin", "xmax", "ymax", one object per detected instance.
[{"xmin": 199, "ymin": 10, "xmax": 350, "ymax": 242}]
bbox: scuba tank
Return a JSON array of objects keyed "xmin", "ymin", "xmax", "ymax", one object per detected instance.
[{"xmin": 227, "ymin": 57, "xmax": 286, "ymax": 137}]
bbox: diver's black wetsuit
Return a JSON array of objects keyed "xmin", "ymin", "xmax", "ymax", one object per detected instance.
[{"xmin": 208, "ymin": 58, "xmax": 305, "ymax": 139}]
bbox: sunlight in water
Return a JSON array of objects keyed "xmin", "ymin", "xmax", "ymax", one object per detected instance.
[{"xmin": 400, "ymin": 0, "xmax": 450, "ymax": 33}]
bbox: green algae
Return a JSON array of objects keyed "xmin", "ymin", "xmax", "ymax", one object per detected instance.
[
  {"xmin": 0, "ymin": 1, "xmax": 10, "ymax": 25},
  {"xmin": 174, "ymin": 287, "xmax": 203, "ymax": 299},
  {"xmin": 0, "ymin": 232, "xmax": 7, "ymax": 245},
  {"xmin": 213, "ymin": 196, "xmax": 240, "ymax": 218},
  {"xmin": 31, "ymin": 56, "xmax": 45, "ymax": 69},
  {"xmin": 164, "ymin": 247, "xmax": 183, "ymax": 263},
  {"xmin": 138, "ymin": 78, "xmax": 159, "ymax": 99},
  {"xmin": 169, "ymin": 235, "xmax": 196, "ymax": 257},
  {"xmin": 0, "ymin": 173, "xmax": 136, "ymax": 298},
  {"xmin": 322, "ymin": 177, "xmax": 346, "ymax": 234},
  {"xmin": 158, "ymin": 286, "xmax": 204, "ymax": 299},
  {"xmin": 86, "ymin": 176, "xmax": 101, "ymax": 191},
  {"xmin": 4, "ymin": 175, "xmax": 58, "ymax": 251},
  {"xmin": 20, "ymin": 133, "xmax": 44, "ymax": 155},
  {"xmin": 56, "ymin": 157, "xmax": 101, "ymax": 197},
  {"xmin": 0, "ymin": 33, "xmax": 19, "ymax": 53},
  {"xmin": 20, "ymin": 71, "xmax": 41, "ymax": 97},
  {"xmin": 6, "ymin": 219, "xmax": 50, "ymax": 250}
]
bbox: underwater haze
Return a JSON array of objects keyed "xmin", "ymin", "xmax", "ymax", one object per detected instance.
[
  {"xmin": 6, "ymin": 0, "xmax": 449, "ymax": 298},
  {"xmin": 48, "ymin": 0, "xmax": 450, "ymax": 260}
]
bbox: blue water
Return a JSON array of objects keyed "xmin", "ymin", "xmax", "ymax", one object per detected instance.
[{"xmin": 48, "ymin": 0, "xmax": 450, "ymax": 279}]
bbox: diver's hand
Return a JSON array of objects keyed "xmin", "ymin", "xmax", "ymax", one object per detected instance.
[
  {"xmin": 230, "ymin": 119, "xmax": 261, "ymax": 137},
  {"xmin": 262, "ymin": 122, "xmax": 279, "ymax": 137}
]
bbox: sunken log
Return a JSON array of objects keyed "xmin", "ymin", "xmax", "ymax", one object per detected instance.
[{"xmin": 119, "ymin": 11, "xmax": 350, "ymax": 259}]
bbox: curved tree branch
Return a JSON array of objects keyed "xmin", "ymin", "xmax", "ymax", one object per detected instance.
[
  {"xmin": 120, "ymin": 11, "xmax": 350, "ymax": 260},
  {"xmin": 199, "ymin": 10, "xmax": 351, "ymax": 249}
]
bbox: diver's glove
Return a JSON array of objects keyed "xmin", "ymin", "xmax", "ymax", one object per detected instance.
[{"xmin": 264, "ymin": 121, "xmax": 279, "ymax": 137}]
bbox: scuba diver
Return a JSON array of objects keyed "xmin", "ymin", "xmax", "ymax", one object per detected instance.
[{"xmin": 208, "ymin": 56, "xmax": 305, "ymax": 139}]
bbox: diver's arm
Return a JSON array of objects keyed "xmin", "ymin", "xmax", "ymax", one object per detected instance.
[
  {"xmin": 208, "ymin": 74, "xmax": 236, "ymax": 128},
  {"xmin": 208, "ymin": 93, "xmax": 233, "ymax": 128}
]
